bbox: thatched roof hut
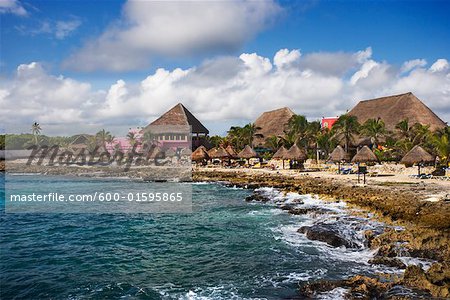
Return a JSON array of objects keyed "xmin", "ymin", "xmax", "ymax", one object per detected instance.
[
  {"xmin": 401, "ymin": 145, "xmax": 434, "ymax": 166},
  {"xmin": 253, "ymin": 107, "xmax": 295, "ymax": 147},
  {"xmin": 209, "ymin": 147, "xmax": 229, "ymax": 159},
  {"xmin": 225, "ymin": 145, "xmax": 238, "ymax": 158},
  {"xmin": 348, "ymin": 92, "xmax": 446, "ymax": 131},
  {"xmin": 191, "ymin": 146, "xmax": 209, "ymax": 161},
  {"xmin": 238, "ymin": 145, "xmax": 258, "ymax": 159},
  {"xmin": 272, "ymin": 146, "xmax": 288, "ymax": 159},
  {"xmin": 285, "ymin": 144, "xmax": 307, "ymax": 161},
  {"xmin": 328, "ymin": 145, "xmax": 350, "ymax": 162},
  {"xmin": 351, "ymin": 146, "xmax": 378, "ymax": 163}
]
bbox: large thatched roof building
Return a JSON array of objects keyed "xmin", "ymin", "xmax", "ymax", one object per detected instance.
[
  {"xmin": 253, "ymin": 107, "xmax": 295, "ymax": 147},
  {"xmin": 348, "ymin": 92, "xmax": 446, "ymax": 131},
  {"xmin": 145, "ymin": 103, "xmax": 209, "ymax": 135},
  {"xmin": 143, "ymin": 103, "xmax": 209, "ymax": 149}
]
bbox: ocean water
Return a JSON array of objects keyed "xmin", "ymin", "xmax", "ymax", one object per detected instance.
[{"xmin": 1, "ymin": 174, "xmax": 395, "ymax": 299}]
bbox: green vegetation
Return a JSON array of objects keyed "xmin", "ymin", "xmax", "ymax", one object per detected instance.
[{"xmin": 208, "ymin": 114, "xmax": 448, "ymax": 165}]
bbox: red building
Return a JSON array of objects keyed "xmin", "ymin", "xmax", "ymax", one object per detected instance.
[{"xmin": 321, "ymin": 117, "xmax": 338, "ymax": 130}]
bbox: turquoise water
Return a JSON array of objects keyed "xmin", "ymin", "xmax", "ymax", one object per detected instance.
[{"xmin": 0, "ymin": 174, "xmax": 381, "ymax": 299}]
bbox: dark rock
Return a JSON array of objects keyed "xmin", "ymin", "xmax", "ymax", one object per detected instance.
[
  {"xmin": 298, "ymin": 224, "xmax": 360, "ymax": 248},
  {"xmin": 369, "ymin": 257, "xmax": 407, "ymax": 269},
  {"xmin": 245, "ymin": 192, "xmax": 271, "ymax": 202}
]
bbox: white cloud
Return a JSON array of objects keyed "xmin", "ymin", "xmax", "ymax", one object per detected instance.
[
  {"xmin": 1, "ymin": 49, "xmax": 449, "ymax": 136},
  {"xmin": 55, "ymin": 19, "xmax": 82, "ymax": 39},
  {"xmin": 15, "ymin": 18, "xmax": 81, "ymax": 39},
  {"xmin": 429, "ymin": 59, "xmax": 449, "ymax": 73},
  {"xmin": 401, "ymin": 59, "xmax": 427, "ymax": 73},
  {"xmin": 63, "ymin": 0, "xmax": 282, "ymax": 72},
  {"xmin": 0, "ymin": 0, "xmax": 27, "ymax": 16}
]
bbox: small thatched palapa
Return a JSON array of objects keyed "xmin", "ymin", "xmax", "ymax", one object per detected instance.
[
  {"xmin": 225, "ymin": 145, "xmax": 238, "ymax": 158},
  {"xmin": 401, "ymin": 145, "xmax": 434, "ymax": 166},
  {"xmin": 328, "ymin": 145, "xmax": 350, "ymax": 162},
  {"xmin": 285, "ymin": 144, "xmax": 307, "ymax": 161},
  {"xmin": 209, "ymin": 147, "xmax": 230, "ymax": 159},
  {"xmin": 238, "ymin": 145, "xmax": 258, "ymax": 159},
  {"xmin": 272, "ymin": 146, "xmax": 288, "ymax": 159},
  {"xmin": 191, "ymin": 146, "xmax": 209, "ymax": 161},
  {"xmin": 351, "ymin": 146, "xmax": 378, "ymax": 163}
]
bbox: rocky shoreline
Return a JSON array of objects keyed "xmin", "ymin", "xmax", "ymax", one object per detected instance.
[{"xmin": 193, "ymin": 168, "xmax": 450, "ymax": 299}]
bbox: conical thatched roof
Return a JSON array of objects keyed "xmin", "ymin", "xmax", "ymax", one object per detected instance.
[
  {"xmin": 209, "ymin": 147, "xmax": 229, "ymax": 159},
  {"xmin": 272, "ymin": 146, "xmax": 288, "ymax": 159},
  {"xmin": 191, "ymin": 146, "xmax": 209, "ymax": 161},
  {"xmin": 351, "ymin": 146, "xmax": 378, "ymax": 163},
  {"xmin": 400, "ymin": 145, "xmax": 435, "ymax": 165},
  {"xmin": 144, "ymin": 103, "xmax": 209, "ymax": 134},
  {"xmin": 238, "ymin": 145, "xmax": 258, "ymax": 159},
  {"xmin": 253, "ymin": 107, "xmax": 295, "ymax": 147},
  {"xmin": 285, "ymin": 144, "xmax": 307, "ymax": 161},
  {"xmin": 225, "ymin": 145, "xmax": 238, "ymax": 158},
  {"xmin": 348, "ymin": 92, "xmax": 446, "ymax": 131},
  {"xmin": 328, "ymin": 145, "xmax": 350, "ymax": 162}
]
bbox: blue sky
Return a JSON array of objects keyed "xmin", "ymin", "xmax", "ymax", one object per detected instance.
[
  {"xmin": 1, "ymin": 0, "xmax": 449, "ymax": 135},
  {"xmin": 2, "ymin": 1, "xmax": 449, "ymax": 82}
]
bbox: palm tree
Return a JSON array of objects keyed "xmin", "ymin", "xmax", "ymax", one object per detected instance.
[
  {"xmin": 208, "ymin": 135, "xmax": 224, "ymax": 148},
  {"xmin": 96, "ymin": 129, "xmax": 112, "ymax": 149},
  {"xmin": 227, "ymin": 126, "xmax": 244, "ymax": 150},
  {"xmin": 31, "ymin": 122, "xmax": 41, "ymax": 145},
  {"xmin": 265, "ymin": 135, "xmax": 282, "ymax": 151},
  {"xmin": 361, "ymin": 118, "xmax": 387, "ymax": 146},
  {"xmin": 332, "ymin": 114, "xmax": 360, "ymax": 152},
  {"xmin": 431, "ymin": 127, "xmax": 449, "ymax": 165},
  {"xmin": 126, "ymin": 131, "xmax": 137, "ymax": 147},
  {"xmin": 410, "ymin": 123, "xmax": 431, "ymax": 146},
  {"xmin": 286, "ymin": 115, "xmax": 309, "ymax": 147},
  {"xmin": 242, "ymin": 123, "xmax": 262, "ymax": 146},
  {"xmin": 316, "ymin": 129, "xmax": 337, "ymax": 158},
  {"xmin": 395, "ymin": 119, "xmax": 412, "ymax": 140}
]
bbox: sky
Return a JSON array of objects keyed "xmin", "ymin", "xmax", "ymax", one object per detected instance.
[{"xmin": 0, "ymin": 0, "xmax": 449, "ymax": 136}]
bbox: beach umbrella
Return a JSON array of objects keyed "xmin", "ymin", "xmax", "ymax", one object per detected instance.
[
  {"xmin": 191, "ymin": 146, "xmax": 209, "ymax": 162},
  {"xmin": 351, "ymin": 145, "xmax": 378, "ymax": 164},
  {"xmin": 272, "ymin": 146, "xmax": 288, "ymax": 169},
  {"xmin": 208, "ymin": 147, "xmax": 229, "ymax": 166},
  {"xmin": 225, "ymin": 145, "xmax": 238, "ymax": 158},
  {"xmin": 238, "ymin": 145, "xmax": 258, "ymax": 165},
  {"xmin": 351, "ymin": 146, "xmax": 378, "ymax": 184},
  {"xmin": 401, "ymin": 145, "xmax": 435, "ymax": 176},
  {"xmin": 328, "ymin": 145, "xmax": 351, "ymax": 174},
  {"xmin": 285, "ymin": 144, "xmax": 307, "ymax": 161}
]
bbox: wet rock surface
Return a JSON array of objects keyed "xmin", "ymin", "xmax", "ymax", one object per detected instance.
[{"xmin": 298, "ymin": 224, "xmax": 360, "ymax": 249}]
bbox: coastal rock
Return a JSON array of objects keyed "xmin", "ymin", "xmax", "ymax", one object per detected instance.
[
  {"xmin": 245, "ymin": 191, "xmax": 271, "ymax": 202},
  {"xmin": 369, "ymin": 257, "xmax": 407, "ymax": 269},
  {"xmin": 299, "ymin": 275, "xmax": 392, "ymax": 299},
  {"xmin": 298, "ymin": 224, "xmax": 360, "ymax": 248},
  {"xmin": 403, "ymin": 265, "xmax": 450, "ymax": 298}
]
